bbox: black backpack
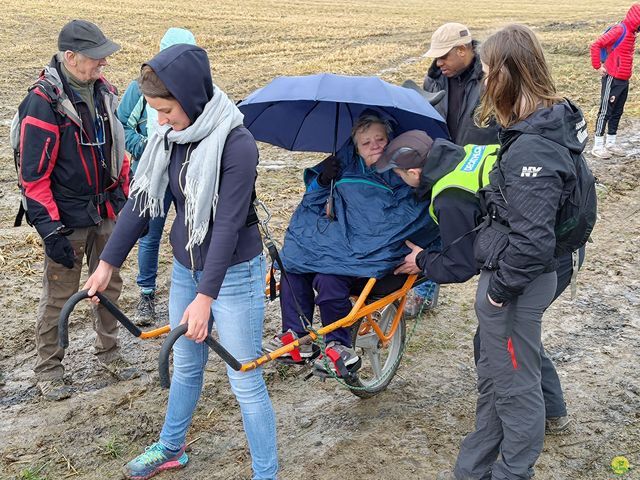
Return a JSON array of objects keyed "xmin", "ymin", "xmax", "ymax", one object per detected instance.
[
  {"xmin": 10, "ymin": 78, "xmax": 66, "ymax": 227},
  {"xmin": 553, "ymin": 150, "xmax": 598, "ymax": 255},
  {"xmin": 496, "ymin": 135, "xmax": 597, "ymax": 256}
]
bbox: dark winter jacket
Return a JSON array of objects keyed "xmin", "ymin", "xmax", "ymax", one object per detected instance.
[
  {"xmin": 477, "ymin": 100, "xmax": 587, "ymax": 304},
  {"xmin": 415, "ymin": 140, "xmax": 582, "ymax": 288},
  {"xmin": 423, "ymin": 41, "xmax": 499, "ymax": 146},
  {"xmin": 412, "ymin": 141, "xmax": 483, "ymax": 283},
  {"xmin": 100, "ymin": 45, "xmax": 262, "ymax": 299},
  {"xmin": 590, "ymin": 4, "xmax": 640, "ymax": 80},
  {"xmin": 281, "ymin": 142, "xmax": 435, "ymax": 279},
  {"xmin": 15, "ymin": 54, "xmax": 129, "ymax": 238}
]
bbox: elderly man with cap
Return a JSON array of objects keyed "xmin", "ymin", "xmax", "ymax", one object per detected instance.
[{"xmin": 13, "ymin": 19, "xmax": 130, "ymax": 400}]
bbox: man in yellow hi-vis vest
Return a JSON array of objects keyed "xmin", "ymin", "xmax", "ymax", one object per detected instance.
[
  {"xmin": 376, "ymin": 130, "xmax": 580, "ymax": 435},
  {"xmin": 376, "ymin": 131, "xmax": 497, "ymax": 284}
]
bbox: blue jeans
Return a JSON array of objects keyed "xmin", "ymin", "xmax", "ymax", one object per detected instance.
[
  {"xmin": 136, "ymin": 189, "xmax": 173, "ymax": 291},
  {"xmin": 159, "ymin": 255, "xmax": 278, "ymax": 479}
]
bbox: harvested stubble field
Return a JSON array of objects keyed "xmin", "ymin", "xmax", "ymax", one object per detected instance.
[{"xmin": 0, "ymin": 1, "xmax": 639, "ymax": 479}]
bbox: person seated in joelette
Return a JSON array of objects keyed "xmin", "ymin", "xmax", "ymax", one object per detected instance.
[{"xmin": 265, "ymin": 113, "xmax": 439, "ymax": 374}]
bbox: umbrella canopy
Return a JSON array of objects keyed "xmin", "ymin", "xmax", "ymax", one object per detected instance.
[{"xmin": 238, "ymin": 73, "xmax": 449, "ymax": 153}]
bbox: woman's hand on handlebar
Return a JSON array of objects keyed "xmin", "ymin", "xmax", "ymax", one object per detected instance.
[
  {"xmin": 83, "ymin": 260, "xmax": 115, "ymax": 304},
  {"xmin": 181, "ymin": 293, "xmax": 213, "ymax": 343},
  {"xmin": 394, "ymin": 240, "xmax": 422, "ymax": 275}
]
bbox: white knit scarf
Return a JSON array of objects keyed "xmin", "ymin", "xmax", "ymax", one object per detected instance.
[{"xmin": 130, "ymin": 86, "xmax": 244, "ymax": 249}]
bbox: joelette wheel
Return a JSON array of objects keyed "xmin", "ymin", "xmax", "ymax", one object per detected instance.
[{"xmin": 345, "ymin": 301, "xmax": 406, "ymax": 398}]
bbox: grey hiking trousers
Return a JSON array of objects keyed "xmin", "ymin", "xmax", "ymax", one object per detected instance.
[{"xmin": 454, "ymin": 270, "xmax": 557, "ymax": 480}]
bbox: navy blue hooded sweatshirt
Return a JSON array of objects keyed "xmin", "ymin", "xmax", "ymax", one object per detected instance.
[{"xmin": 101, "ymin": 44, "xmax": 262, "ymax": 299}]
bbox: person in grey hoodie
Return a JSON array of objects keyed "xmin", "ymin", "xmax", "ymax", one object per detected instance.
[
  {"xmin": 116, "ymin": 28, "xmax": 197, "ymax": 326},
  {"xmin": 84, "ymin": 44, "xmax": 278, "ymax": 480}
]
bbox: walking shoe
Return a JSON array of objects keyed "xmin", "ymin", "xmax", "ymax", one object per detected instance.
[
  {"xmin": 404, "ymin": 290, "xmax": 425, "ymax": 317},
  {"xmin": 134, "ymin": 291, "xmax": 157, "ymax": 327},
  {"xmin": 264, "ymin": 330, "xmax": 315, "ymax": 361},
  {"xmin": 605, "ymin": 144, "xmax": 626, "ymax": 156},
  {"xmin": 38, "ymin": 378, "xmax": 72, "ymax": 401},
  {"xmin": 422, "ymin": 281, "xmax": 440, "ymax": 310},
  {"xmin": 98, "ymin": 355, "xmax": 141, "ymax": 381},
  {"xmin": 123, "ymin": 442, "xmax": 188, "ymax": 480},
  {"xmin": 591, "ymin": 146, "xmax": 611, "ymax": 159},
  {"xmin": 545, "ymin": 415, "xmax": 573, "ymax": 435},
  {"xmin": 314, "ymin": 341, "xmax": 360, "ymax": 376},
  {"xmin": 404, "ymin": 281, "xmax": 440, "ymax": 317}
]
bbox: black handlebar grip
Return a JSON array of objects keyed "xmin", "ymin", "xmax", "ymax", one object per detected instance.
[
  {"xmin": 204, "ymin": 336, "xmax": 242, "ymax": 372},
  {"xmin": 58, "ymin": 290, "xmax": 91, "ymax": 348},
  {"xmin": 158, "ymin": 324, "xmax": 187, "ymax": 388},
  {"xmin": 158, "ymin": 323, "xmax": 242, "ymax": 389},
  {"xmin": 58, "ymin": 289, "xmax": 141, "ymax": 349}
]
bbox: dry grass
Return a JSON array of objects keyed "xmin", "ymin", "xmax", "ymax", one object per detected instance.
[
  {"xmin": 0, "ymin": 0, "xmax": 635, "ymax": 119},
  {"xmin": 0, "ymin": 0, "xmax": 635, "ymax": 282}
]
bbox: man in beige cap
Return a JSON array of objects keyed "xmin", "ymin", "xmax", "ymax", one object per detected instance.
[
  {"xmin": 422, "ymin": 22, "xmax": 497, "ymax": 146},
  {"xmin": 402, "ymin": 22, "xmax": 497, "ymax": 320}
]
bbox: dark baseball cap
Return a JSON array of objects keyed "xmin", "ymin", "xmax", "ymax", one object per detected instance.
[
  {"xmin": 58, "ymin": 19, "xmax": 120, "ymax": 59},
  {"xmin": 375, "ymin": 130, "xmax": 434, "ymax": 173}
]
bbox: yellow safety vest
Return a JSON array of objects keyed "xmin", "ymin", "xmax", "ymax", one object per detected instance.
[{"xmin": 429, "ymin": 144, "xmax": 500, "ymax": 224}]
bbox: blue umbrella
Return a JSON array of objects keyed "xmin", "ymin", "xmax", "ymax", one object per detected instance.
[{"xmin": 238, "ymin": 73, "xmax": 449, "ymax": 153}]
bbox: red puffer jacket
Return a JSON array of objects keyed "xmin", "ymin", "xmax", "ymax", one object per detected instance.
[{"xmin": 590, "ymin": 3, "xmax": 640, "ymax": 80}]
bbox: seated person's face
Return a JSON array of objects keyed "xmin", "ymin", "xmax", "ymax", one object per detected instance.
[{"xmin": 354, "ymin": 123, "xmax": 389, "ymax": 167}]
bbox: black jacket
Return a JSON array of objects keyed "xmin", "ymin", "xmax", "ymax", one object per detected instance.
[
  {"xmin": 100, "ymin": 45, "xmax": 262, "ymax": 299},
  {"xmin": 478, "ymin": 100, "xmax": 587, "ymax": 304},
  {"xmin": 16, "ymin": 54, "xmax": 129, "ymax": 237},
  {"xmin": 416, "ymin": 188, "xmax": 482, "ymax": 284},
  {"xmin": 413, "ymin": 140, "xmax": 482, "ymax": 284},
  {"xmin": 423, "ymin": 42, "xmax": 499, "ymax": 146}
]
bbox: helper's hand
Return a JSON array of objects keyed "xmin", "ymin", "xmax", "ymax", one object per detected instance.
[
  {"xmin": 44, "ymin": 234, "xmax": 76, "ymax": 269},
  {"xmin": 83, "ymin": 260, "xmax": 115, "ymax": 304},
  {"xmin": 599, "ymin": 65, "xmax": 607, "ymax": 77},
  {"xmin": 181, "ymin": 293, "xmax": 213, "ymax": 343},
  {"xmin": 394, "ymin": 240, "xmax": 423, "ymax": 275},
  {"xmin": 318, "ymin": 155, "xmax": 339, "ymax": 186}
]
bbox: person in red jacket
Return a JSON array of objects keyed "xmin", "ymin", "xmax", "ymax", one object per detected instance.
[
  {"xmin": 590, "ymin": 3, "xmax": 640, "ymax": 158},
  {"xmin": 14, "ymin": 20, "xmax": 130, "ymax": 400}
]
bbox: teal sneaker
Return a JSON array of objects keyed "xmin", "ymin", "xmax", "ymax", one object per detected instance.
[{"xmin": 123, "ymin": 442, "xmax": 188, "ymax": 480}]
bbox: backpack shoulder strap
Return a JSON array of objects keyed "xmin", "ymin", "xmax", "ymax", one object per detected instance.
[{"xmin": 493, "ymin": 132, "xmax": 522, "ymax": 192}]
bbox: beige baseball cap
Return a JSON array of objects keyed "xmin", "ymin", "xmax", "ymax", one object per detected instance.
[{"xmin": 426, "ymin": 23, "xmax": 472, "ymax": 58}]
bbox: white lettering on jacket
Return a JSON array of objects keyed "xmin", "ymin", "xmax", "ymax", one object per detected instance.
[{"xmin": 521, "ymin": 166, "xmax": 542, "ymax": 177}]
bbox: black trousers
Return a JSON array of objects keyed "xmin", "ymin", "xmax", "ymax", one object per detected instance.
[{"xmin": 595, "ymin": 74, "xmax": 629, "ymax": 137}]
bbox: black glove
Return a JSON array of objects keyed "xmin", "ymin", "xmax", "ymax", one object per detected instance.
[
  {"xmin": 44, "ymin": 234, "xmax": 76, "ymax": 269},
  {"xmin": 318, "ymin": 155, "xmax": 339, "ymax": 186}
]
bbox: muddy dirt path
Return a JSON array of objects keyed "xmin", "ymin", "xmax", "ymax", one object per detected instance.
[{"xmin": 1, "ymin": 120, "xmax": 639, "ymax": 479}]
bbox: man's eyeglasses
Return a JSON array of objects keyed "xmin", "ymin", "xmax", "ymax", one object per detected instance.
[{"xmin": 78, "ymin": 110, "xmax": 106, "ymax": 147}]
